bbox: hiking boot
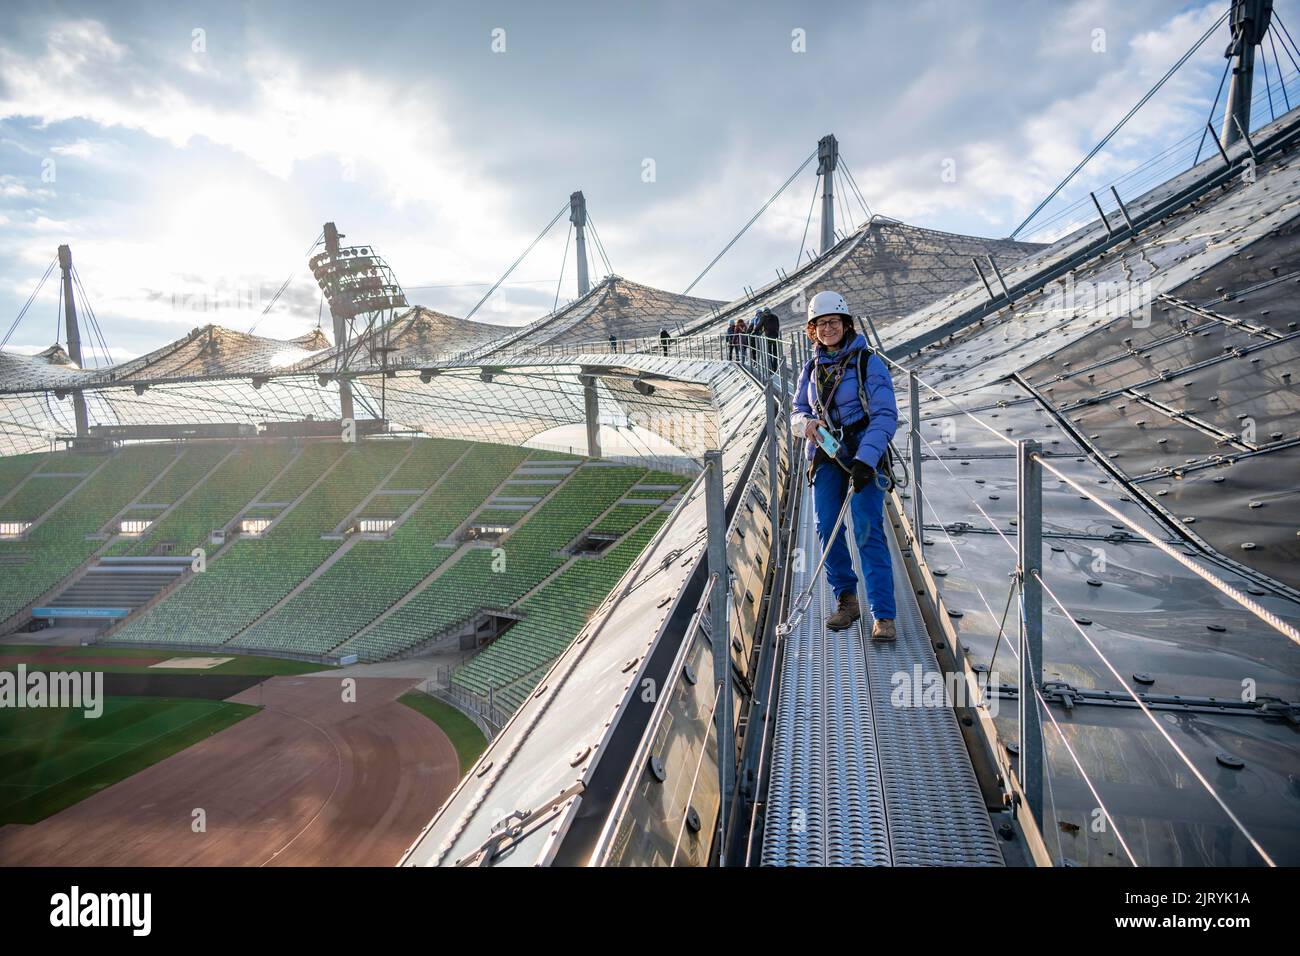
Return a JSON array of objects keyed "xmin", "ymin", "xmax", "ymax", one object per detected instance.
[
  {"xmin": 871, "ymin": 618, "xmax": 897, "ymax": 642},
  {"xmin": 826, "ymin": 592, "xmax": 860, "ymax": 631}
]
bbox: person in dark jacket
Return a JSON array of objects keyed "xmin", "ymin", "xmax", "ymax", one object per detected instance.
[
  {"xmin": 790, "ymin": 290, "xmax": 899, "ymax": 640},
  {"xmin": 745, "ymin": 311, "xmax": 763, "ymax": 363},
  {"xmin": 760, "ymin": 306, "xmax": 781, "ymax": 373},
  {"xmin": 659, "ymin": 327, "xmax": 671, "ymax": 356}
]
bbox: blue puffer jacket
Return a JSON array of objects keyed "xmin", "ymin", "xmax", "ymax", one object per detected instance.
[{"xmin": 791, "ymin": 332, "xmax": 898, "ymax": 468}]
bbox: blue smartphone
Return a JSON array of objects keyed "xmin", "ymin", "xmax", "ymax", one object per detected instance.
[{"xmin": 816, "ymin": 426, "xmax": 841, "ymax": 458}]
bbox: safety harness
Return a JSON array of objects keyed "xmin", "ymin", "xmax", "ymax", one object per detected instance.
[{"xmin": 803, "ymin": 345, "xmax": 897, "ymax": 489}]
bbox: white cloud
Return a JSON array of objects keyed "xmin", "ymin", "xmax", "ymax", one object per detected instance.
[
  {"xmin": 0, "ymin": 17, "xmax": 566, "ymax": 335},
  {"xmin": 0, "ymin": 173, "xmax": 52, "ymax": 199},
  {"xmin": 50, "ymin": 138, "xmax": 99, "ymax": 159}
]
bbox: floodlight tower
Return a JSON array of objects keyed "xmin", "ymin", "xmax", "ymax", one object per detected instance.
[
  {"xmin": 310, "ymin": 222, "xmax": 409, "ymax": 424},
  {"xmin": 818, "ymin": 134, "xmax": 839, "ymax": 255},
  {"xmin": 570, "ymin": 191, "xmax": 591, "ymax": 297},
  {"xmin": 56, "ymin": 244, "xmax": 89, "ymax": 439},
  {"xmin": 1221, "ymin": 0, "xmax": 1274, "ymax": 148}
]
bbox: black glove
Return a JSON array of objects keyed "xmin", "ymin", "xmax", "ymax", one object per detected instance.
[{"xmin": 851, "ymin": 459, "xmax": 875, "ymax": 493}]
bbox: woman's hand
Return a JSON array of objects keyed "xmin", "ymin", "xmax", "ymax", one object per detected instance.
[{"xmin": 804, "ymin": 419, "xmax": 824, "ymax": 442}]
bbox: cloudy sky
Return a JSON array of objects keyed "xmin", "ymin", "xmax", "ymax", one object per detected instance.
[{"xmin": 2, "ymin": 0, "xmax": 1298, "ymax": 362}]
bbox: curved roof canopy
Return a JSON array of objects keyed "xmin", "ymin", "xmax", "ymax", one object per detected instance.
[
  {"xmin": 684, "ymin": 218, "xmax": 1043, "ymax": 340},
  {"xmin": 470, "ymin": 276, "xmax": 725, "ymax": 359},
  {"xmin": 292, "ymin": 306, "xmax": 510, "ymax": 373},
  {"xmin": 94, "ymin": 324, "xmax": 330, "ymax": 384}
]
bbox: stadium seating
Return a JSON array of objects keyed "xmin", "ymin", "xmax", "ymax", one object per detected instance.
[
  {"xmin": 112, "ymin": 444, "xmax": 297, "ymax": 557},
  {"xmin": 107, "ymin": 440, "xmax": 409, "ymax": 647},
  {"xmin": 451, "ymin": 509, "xmax": 671, "ymax": 699},
  {"xmin": 0, "ymin": 451, "xmax": 47, "ymax": 500},
  {"xmin": 0, "ymin": 444, "xmax": 179, "ymax": 621},
  {"xmin": 227, "ymin": 440, "xmax": 522, "ymax": 656},
  {"xmin": 0, "ymin": 475, "xmax": 85, "ymax": 524},
  {"xmin": 338, "ymin": 462, "xmax": 648, "ymax": 661},
  {"xmin": 3, "ymin": 438, "xmax": 686, "ymax": 702}
]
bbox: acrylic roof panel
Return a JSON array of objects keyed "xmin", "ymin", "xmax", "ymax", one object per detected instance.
[
  {"xmin": 871, "ymin": 108, "xmax": 1300, "ymax": 864},
  {"xmin": 472, "ymin": 276, "xmax": 724, "ymax": 358},
  {"xmin": 355, "ymin": 355, "xmax": 725, "ymax": 455},
  {"xmin": 0, "ymin": 347, "xmax": 99, "ymax": 392},
  {"xmin": 901, "ymin": 377, "xmax": 1300, "ymax": 865},
  {"xmin": 1011, "ymin": 183, "xmax": 1300, "ymax": 590},
  {"xmin": 682, "ymin": 219, "xmax": 1042, "ymax": 341},
  {"xmin": 94, "ymin": 324, "xmax": 330, "ymax": 384},
  {"xmin": 294, "ymin": 307, "xmax": 511, "ymax": 372}
]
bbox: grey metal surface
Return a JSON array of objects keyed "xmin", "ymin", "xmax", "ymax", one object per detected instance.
[
  {"xmin": 587, "ymin": 410, "xmax": 788, "ymax": 866},
  {"xmin": 762, "ymin": 481, "xmax": 1003, "ymax": 866}
]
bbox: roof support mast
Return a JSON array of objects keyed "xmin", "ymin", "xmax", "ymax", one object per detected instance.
[
  {"xmin": 818, "ymin": 134, "xmax": 839, "ymax": 255},
  {"xmin": 322, "ymin": 222, "xmax": 355, "ymax": 422},
  {"xmin": 570, "ymin": 191, "xmax": 590, "ymax": 297},
  {"xmin": 56, "ymin": 244, "xmax": 89, "ymax": 440},
  {"xmin": 1221, "ymin": 0, "xmax": 1274, "ymax": 148}
]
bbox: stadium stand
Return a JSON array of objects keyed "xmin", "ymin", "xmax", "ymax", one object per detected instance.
[
  {"xmin": 111, "ymin": 443, "xmax": 298, "ymax": 556},
  {"xmin": 452, "ymin": 505, "xmax": 673, "ymax": 700},
  {"xmin": 0, "ymin": 474, "xmax": 86, "ymax": 524},
  {"xmin": 0, "ymin": 451, "xmax": 46, "ymax": 504},
  {"xmin": 3, "ymin": 437, "xmax": 687, "ymax": 707},
  {"xmin": 107, "ymin": 439, "xmax": 408, "ymax": 647},
  {"xmin": 226, "ymin": 440, "xmax": 524, "ymax": 656},
  {"xmin": 337, "ymin": 461, "xmax": 650, "ymax": 661},
  {"xmin": 0, "ymin": 444, "xmax": 178, "ymax": 622}
]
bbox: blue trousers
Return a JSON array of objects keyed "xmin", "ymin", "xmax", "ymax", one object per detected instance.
[{"xmin": 811, "ymin": 458, "xmax": 896, "ymax": 619}]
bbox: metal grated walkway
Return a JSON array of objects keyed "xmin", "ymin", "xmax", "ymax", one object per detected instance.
[{"xmin": 761, "ymin": 482, "xmax": 1004, "ymax": 866}]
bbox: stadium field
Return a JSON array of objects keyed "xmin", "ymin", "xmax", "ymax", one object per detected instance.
[{"xmin": 0, "ymin": 695, "xmax": 256, "ymax": 825}]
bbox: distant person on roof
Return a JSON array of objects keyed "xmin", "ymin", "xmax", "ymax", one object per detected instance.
[
  {"xmin": 748, "ymin": 312, "xmax": 764, "ymax": 364},
  {"xmin": 760, "ymin": 306, "xmax": 781, "ymax": 373},
  {"xmin": 790, "ymin": 290, "xmax": 899, "ymax": 641},
  {"xmin": 660, "ymin": 327, "xmax": 671, "ymax": 356}
]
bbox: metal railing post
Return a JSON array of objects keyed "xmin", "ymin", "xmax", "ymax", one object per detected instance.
[
  {"xmin": 765, "ymin": 377, "xmax": 779, "ymax": 527},
  {"xmin": 909, "ymin": 371, "xmax": 923, "ymax": 555},
  {"xmin": 1017, "ymin": 439, "xmax": 1043, "ymax": 825},
  {"xmin": 784, "ymin": 370, "xmax": 795, "ymax": 490},
  {"xmin": 704, "ymin": 450, "xmax": 733, "ymax": 864}
]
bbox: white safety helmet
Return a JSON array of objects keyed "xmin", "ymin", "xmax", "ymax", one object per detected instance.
[{"xmin": 807, "ymin": 290, "xmax": 850, "ymax": 324}]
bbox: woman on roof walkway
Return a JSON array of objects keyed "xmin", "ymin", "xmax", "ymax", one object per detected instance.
[{"xmin": 790, "ymin": 291, "xmax": 898, "ymax": 640}]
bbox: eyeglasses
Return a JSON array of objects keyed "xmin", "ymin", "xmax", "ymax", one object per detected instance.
[{"xmin": 812, "ymin": 317, "xmax": 843, "ymax": 329}]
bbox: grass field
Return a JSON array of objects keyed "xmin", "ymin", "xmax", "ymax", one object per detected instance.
[
  {"xmin": 0, "ymin": 695, "xmax": 257, "ymax": 824},
  {"xmin": 0, "ymin": 644, "xmax": 329, "ymax": 676},
  {"xmin": 398, "ymin": 691, "xmax": 487, "ymax": 775}
]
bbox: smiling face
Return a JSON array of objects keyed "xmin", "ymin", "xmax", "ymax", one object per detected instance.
[{"xmin": 811, "ymin": 314, "xmax": 846, "ymax": 349}]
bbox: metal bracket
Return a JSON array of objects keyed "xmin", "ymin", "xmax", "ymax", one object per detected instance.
[{"xmin": 455, "ymin": 781, "xmax": 585, "ymax": 866}]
